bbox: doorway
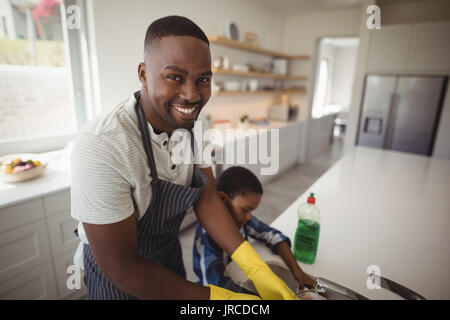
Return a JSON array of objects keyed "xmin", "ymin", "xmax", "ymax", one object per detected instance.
[{"xmin": 311, "ymin": 37, "xmax": 360, "ymax": 141}]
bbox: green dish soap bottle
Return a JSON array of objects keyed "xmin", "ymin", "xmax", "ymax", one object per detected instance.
[{"xmin": 294, "ymin": 193, "xmax": 320, "ymax": 264}]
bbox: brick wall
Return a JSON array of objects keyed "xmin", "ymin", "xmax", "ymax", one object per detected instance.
[{"xmin": 0, "ymin": 65, "xmax": 77, "ymax": 143}]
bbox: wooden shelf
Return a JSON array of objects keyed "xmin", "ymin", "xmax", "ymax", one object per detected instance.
[
  {"xmin": 208, "ymin": 35, "xmax": 310, "ymax": 60},
  {"xmin": 212, "ymin": 88, "xmax": 306, "ymax": 97},
  {"xmin": 212, "ymin": 68, "xmax": 308, "ymax": 81}
]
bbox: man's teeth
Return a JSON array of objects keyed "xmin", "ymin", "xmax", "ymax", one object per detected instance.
[{"xmin": 173, "ymin": 105, "xmax": 196, "ymax": 115}]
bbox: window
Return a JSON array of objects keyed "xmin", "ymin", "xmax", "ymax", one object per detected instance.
[
  {"xmin": 312, "ymin": 59, "xmax": 329, "ymax": 119},
  {"xmin": 0, "ymin": 0, "xmax": 94, "ymax": 155}
]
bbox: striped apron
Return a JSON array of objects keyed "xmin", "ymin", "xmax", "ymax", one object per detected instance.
[{"xmin": 83, "ymin": 92, "xmax": 208, "ymax": 299}]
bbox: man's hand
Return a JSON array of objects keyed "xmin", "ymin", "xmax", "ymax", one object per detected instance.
[{"xmin": 231, "ymin": 241, "xmax": 299, "ymax": 300}]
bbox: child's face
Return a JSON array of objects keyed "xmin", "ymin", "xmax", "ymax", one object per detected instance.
[{"xmin": 219, "ymin": 191, "xmax": 262, "ymax": 227}]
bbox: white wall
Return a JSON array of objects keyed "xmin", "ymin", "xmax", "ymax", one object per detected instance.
[
  {"xmin": 282, "ymin": 7, "xmax": 362, "ymax": 162},
  {"xmin": 317, "ymin": 42, "xmax": 336, "ymax": 108},
  {"xmin": 330, "ymin": 45, "xmax": 359, "ymax": 112},
  {"xmin": 89, "ymin": 0, "xmax": 286, "ymax": 116}
]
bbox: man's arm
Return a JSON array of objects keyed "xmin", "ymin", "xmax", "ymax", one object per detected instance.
[
  {"xmin": 83, "ymin": 214, "xmax": 209, "ymax": 299},
  {"xmin": 194, "ymin": 167, "xmax": 245, "ymax": 255}
]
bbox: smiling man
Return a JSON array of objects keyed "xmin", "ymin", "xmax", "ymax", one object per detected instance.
[{"xmin": 71, "ymin": 15, "xmax": 297, "ymax": 300}]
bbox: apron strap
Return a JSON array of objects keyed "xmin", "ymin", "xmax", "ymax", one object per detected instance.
[
  {"xmin": 134, "ymin": 91, "xmax": 197, "ymax": 175},
  {"xmin": 134, "ymin": 91, "xmax": 159, "ymax": 185}
]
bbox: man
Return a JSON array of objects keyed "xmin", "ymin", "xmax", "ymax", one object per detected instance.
[{"xmin": 71, "ymin": 15, "xmax": 297, "ymax": 300}]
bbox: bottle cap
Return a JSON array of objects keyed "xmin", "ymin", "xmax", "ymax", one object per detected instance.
[{"xmin": 307, "ymin": 193, "xmax": 315, "ymax": 204}]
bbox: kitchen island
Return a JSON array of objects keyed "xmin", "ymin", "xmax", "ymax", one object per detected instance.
[{"xmin": 251, "ymin": 146, "xmax": 450, "ymax": 299}]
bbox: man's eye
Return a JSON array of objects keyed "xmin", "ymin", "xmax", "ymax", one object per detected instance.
[
  {"xmin": 168, "ymin": 75, "xmax": 182, "ymax": 81},
  {"xmin": 199, "ymin": 77, "xmax": 210, "ymax": 84}
]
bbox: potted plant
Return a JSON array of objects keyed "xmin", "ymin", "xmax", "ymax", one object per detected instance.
[{"xmin": 238, "ymin": 114, "xmax": 249, "ymax": 129}]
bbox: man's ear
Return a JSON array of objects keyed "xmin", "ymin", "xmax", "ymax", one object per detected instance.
[{"xmin": 138, "ymin": 62, "xmax": 147, "ymax": 88}]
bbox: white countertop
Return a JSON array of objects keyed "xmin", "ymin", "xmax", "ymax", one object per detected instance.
[
  {"xmin": 253, "ymin": 146, "xmax": 450, "ymax": 299},
  {"xmin": 0, "ymin": 149, "xmax": 71, "ymax": 208}
]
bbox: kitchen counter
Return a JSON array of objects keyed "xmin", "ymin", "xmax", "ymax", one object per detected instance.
[
  {"xmin": 252, "ymin": 146, "xmax": 450, "ymax": 299},
  {"xmin": 0, "ymin": 149, "xmax": 71, "ymax": 209}
]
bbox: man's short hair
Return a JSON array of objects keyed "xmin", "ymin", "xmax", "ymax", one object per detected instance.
[
  {"xmin": 216, "ymin": 166, "xmax": 263, "ymax": 199},
  {"xmin": 144, "ymin": 15, "xmax": 209, "ymax": 55}
]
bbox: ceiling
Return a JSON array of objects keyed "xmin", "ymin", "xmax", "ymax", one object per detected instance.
[{"xmin": 251, "ymin": 0, "xmax": 365, "ymax": 16}]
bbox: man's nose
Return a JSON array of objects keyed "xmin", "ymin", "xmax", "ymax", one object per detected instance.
[{"xmin": 180, "ymin": 81, "xmax": 201, "ymax": 104}]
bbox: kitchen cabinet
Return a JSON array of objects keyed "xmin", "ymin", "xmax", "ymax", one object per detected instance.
[
  {"xmin": 367, "ymin": 21, "xmax": 450, "ymax": 74},
  {"xmin": 0, "ymin": 189, "xmax": 86, "ymax": 300},
  {"xmin": 0, "ymin": 261, "xmax": 58, "ymax": 300},
  {"xmin": 0, "ymin": 220, "xmax": 52, "ymax": 283},
  {"xmin": 407, "ymin": 21, "xmax": 450, "ymax": 74},
  {"xmin": 217, "ymin": 121, "xmax": 305, "ymax": 184},
  {"xmin": 367, "ymin": 24, "xmax": 412, "ymax": 73}
]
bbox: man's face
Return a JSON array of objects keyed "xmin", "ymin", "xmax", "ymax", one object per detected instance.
[{"xmin": 140, "ymin": 35, "xmax": 212, "ymax": 132}]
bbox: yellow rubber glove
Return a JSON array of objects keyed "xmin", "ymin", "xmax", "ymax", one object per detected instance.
[
  {"xmin": 208, "ymin": 284, "xmax": 261, "ymax": 300},
  {"xmin": 231, "ymin": 241, "xmax": 299, "ymax": 300}
]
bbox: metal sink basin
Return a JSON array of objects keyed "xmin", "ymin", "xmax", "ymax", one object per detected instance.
[{"xmin": 225, "ymin": 260, "xmax": 425, "ymax": 300}]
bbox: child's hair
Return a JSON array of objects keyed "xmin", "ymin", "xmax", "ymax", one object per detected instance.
[{"xmin": 216, "ymin": 166, "xmax": 263, "ymax": 199}]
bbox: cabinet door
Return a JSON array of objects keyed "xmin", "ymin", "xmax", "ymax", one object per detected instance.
[
  {"xmin": 0, "ymin": 261, "xmax": 58, "ymax": 300},
  {"xmin": 43, "ymin": 189, "xmax": 71, "ymax": 217},
  {"xmin": 367, "ymin": 25, "xmax": 412, "ymax": 73},
  {"xmin": 407, "ymin": 21, "xmax": 450, "ymax": 74},
  {"xmin": 0, "ymin": 198, "xmax": 45, "ymax": 234},
  {"xmin": 53, "ymin": 251, "xmax": 86, "ymax": 299},
  {"xmin": 0, "ymin": 220, "xmax": 52, "ymax": 283},
  {"xmin": 46, "ymin": 210, "xmax": 79, "ymax": 257}
]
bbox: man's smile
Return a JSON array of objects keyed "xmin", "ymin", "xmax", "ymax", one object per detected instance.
[{"xmin": 171, "ymin": 103, "xmax": 199, "ymax": 120}]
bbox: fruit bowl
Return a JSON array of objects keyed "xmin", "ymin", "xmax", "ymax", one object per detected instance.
[{"xmin": 0, "ymin": 154, "xmax": 48, "ymax": 183}]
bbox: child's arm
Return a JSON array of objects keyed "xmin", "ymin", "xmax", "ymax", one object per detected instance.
[{"xmin": 276, "ymin": 241, "xmax": 315, "ymax": 290}]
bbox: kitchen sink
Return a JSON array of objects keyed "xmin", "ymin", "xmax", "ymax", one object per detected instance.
[{"xmin": 224, "ymin": 260, "xmax": 425, "ymax": 300}]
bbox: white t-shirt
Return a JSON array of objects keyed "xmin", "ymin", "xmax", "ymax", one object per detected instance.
[{"xmin": 71, "ymin": 93, "xmax": 211, "ymax": 247}]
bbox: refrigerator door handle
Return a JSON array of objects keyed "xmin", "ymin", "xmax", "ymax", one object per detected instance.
[{"xmin": 384, "ymin": 92, "xmax": 400, "ymax": 149}]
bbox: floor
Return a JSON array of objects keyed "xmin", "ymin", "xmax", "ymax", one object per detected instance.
[{"xmin": 179, "ymin": 137, "xmax": 344, "ymax": 282}]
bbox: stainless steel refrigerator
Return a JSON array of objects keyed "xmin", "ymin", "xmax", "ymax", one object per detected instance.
[{"xmin": 357, "ymin": 75, "xmax": 448, "ymax": 156}]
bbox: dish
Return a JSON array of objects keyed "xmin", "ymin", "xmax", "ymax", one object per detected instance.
[
  {"xmin": 224, "ymin": 81, "xmax": 241, "ymax": 91},
  {"xmin": 0, "ymin": 153, "xmax": 48, "ymax": 183},
  {"xmin": 225, "ymin": 22, "xmax": 239, "ymax": 40}
]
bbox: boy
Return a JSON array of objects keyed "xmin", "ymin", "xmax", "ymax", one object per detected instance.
[{"xmin": 193, "ymin": 166, "xmax": 315, "ymax": 293}]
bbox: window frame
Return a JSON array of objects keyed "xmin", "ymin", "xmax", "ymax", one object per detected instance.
[
  {"xmin": 312, "ymin": 58, "xmax": 330, "ymax": 119},
  {"xmin": 0, "ymin": 0, "xmax": 98, "ymax": 156}
]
